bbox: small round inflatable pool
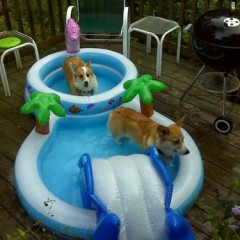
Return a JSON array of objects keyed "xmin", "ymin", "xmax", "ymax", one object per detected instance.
[
  {"xmin": 25, "ymin": 49, "xmax": 138, "ymax": 115},
  {"xmin": 15, "ymin": 100, "xmax": 204, "ymax": 239}
]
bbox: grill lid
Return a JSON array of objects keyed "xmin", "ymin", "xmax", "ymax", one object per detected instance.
[{"xmin": 192, "ymin": 9, "xmax": 240, "ymax": 48}]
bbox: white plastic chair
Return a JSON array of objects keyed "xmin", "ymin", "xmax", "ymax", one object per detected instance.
[
  {"xmin": 0, "ymin": 31, "xmax": 39, "ymax": 96},
  {"xmin": 128, "ymin": 16, "xmax": 182, "ymax": 77},
  {"xmin": 66, "ymin": 0, "xmax": 129, "ymax": 57}
]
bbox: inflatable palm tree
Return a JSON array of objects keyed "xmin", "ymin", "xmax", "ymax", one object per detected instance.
[
  {"xmin": 122, "ymin": 75, "xmax": 166, "ymax": 117},
  {"xmin": 20, "ymin": 92, "xmax": 66, "ymax": 134}
]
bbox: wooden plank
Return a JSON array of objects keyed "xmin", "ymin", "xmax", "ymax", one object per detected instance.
[
  {"xmin": 0, "ymin": 131, "xmax": 21, "ymax": 161},
  {"xmin": 128, "ymin": 0, "xmax": 136, "ymax": 22},
  {"xmin": 179, "ymin": 0, "xmax": 186, "ymax": 27},
  {"xmin": 25, "ymin": 0, "xmax": 36, "ymax": 39},
  {"xmin": 194, "ymin": 0, "xmax": 203, "ymax": 21},
  {"xmin": 204, "ymin": 0, "xmax": 210, "ymax": 11},
  {"xmin": 0, "ymin": 155, "xmax": 43, "ymax": 240},
  {"xmin": 169, "ymin": 0, "xmax": 174, "ymax": 19},
  {"xmin": 2, "ymin": 109, "xmax": 35, "ymax": 133},
  {"xmin": 157, "ymin": 0, "xmax": 163, "ymax": 17},
  {"xmin": 0, "ymin": 116, "xmax": 32, "ymax": 145},
  {"xmin": 57, "ymin": 0, "xmax": 65, "ymax": 33},
  {"xmin": 47, "ymin": 0, "xmax": 55, "ymax": 36},
  {"xmin": 190, "ymin": 177, "xmax": 240, "ymax": 239},
  {"xmin": 0, "ymin": 154, "xmax": 32, "ymax": 238},
  {"xmin": 0, "ymin": 206, "xmax": 27, "ymax": 240},
  {"xmin": 0, "ymin": 153, "xmax": 14, "ymax": 184},
  {"xmin": 13, "ymin": 0, "xmax": 24, "ymax": 32},
  {"xmin": 149, "ymin": 0, "xmax": 154, "ymax": 15},
  {"xmin": 36, "ymin": 0, "xmax": 46, "ymax": 39},
  {"xmin": 139, "ymin": 0, "xmax": 144, "ymax": 18},
  {"xmin": 188, "ymin": 206, "xmax": 212, "ymax": 238},
  {"xmin": 1, "ymin": 0, "xmax": 11, "ymax": 30}
]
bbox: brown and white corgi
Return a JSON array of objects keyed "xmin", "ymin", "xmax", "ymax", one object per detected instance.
[
  {"xmin": 108, "ymin": 107, "xmax": 190, "ymax": 157},
  {"xmin": 62, "ymin": 56, "xmax": 98, "ymax": 96}
]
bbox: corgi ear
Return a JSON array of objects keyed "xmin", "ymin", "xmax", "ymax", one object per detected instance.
[
  {"xmin": 69, "ymin": 62, "xmax": 77, "ymax": 73},
  {"xmin": 86, "ymin": 60, "xmax": 92, "ymax": 68},
  {"xmin": 175, "ymin": 115, "xmax": 186, "ymax": 127},
  {"xmin": 157, "ymin": 125, "xmax": 169, "ymax": 137}
]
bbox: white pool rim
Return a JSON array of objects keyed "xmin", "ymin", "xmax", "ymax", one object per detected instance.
[{"xmin": 25, "ymin": 49, "xmax": 138, "ymax": 115}]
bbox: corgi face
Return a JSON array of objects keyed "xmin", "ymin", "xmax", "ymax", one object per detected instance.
[
  {"xmin": 69, "ymin": 61, "xmax": 96, "ymax": 92},
  {"xmin": 156, "ymin": 115, "xmax": 190, "ymax": 157}
]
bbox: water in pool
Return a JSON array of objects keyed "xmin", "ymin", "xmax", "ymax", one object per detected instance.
[
  {"xmin": 38, "ymin": 115, "xmax": 179, "ymax": 208},
  {"xmin": 43, "ymin": 64, "xmax": 122, "ymax": 94}
]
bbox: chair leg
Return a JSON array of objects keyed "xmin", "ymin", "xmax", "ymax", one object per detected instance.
[
  {"xmin": 14, "ymin": 50, "xmax": 23, "ymax": 69},
  {"xmin": 222, "ymin": 73, "xmax": 228, "ymax": 117},
  {"xmin": 146, "ymin": 34, "xmax": 151, "ymax": 53},
  {"xmin": 156, "ymin": 42, "xmax": 162, "ymax": 77},
  {"xmin": 176, "ymin": 28, "xmax": 182, "ymax": 63},
  {"xmin": 32, "ymin": 43, "xmax": 40, "ymax": 61},
  {"xmin": 122, "ymin": 6, "xmax": 129, "ymax": 57},
  {"xmin": 0, "ymin": 60, "xmax": 11, "ymax": 96},
  {"xmin": 179, "ymin": 65, "xmax": 205, "ymax": 102},
  {"xmin": 127, "ymin": 29, "xmax": 132, "ymax": 59},
  {"xmin": 0, "ymin": 65, "xmax": 8, "ymax": 96},
  {"xmin": 123, "ymin": 32, "xmax": 128, "ymax": 57}
]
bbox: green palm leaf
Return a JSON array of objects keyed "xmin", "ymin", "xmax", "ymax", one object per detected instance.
[
  {"xmin": 122, "ymin": 75, "xmax": 166, "ymax": 104},
  {"xmin": 20, "ymin": 101, "xmax": 39, "ymax": 114},
  {"xmin": 21, "ymin": 92, "xmax": 66, "ymax": 126}
]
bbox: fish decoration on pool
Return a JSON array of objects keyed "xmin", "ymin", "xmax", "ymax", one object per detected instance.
[{"xmin": 69, "ymin": 105, "xmax": 83, "ymax": 114}]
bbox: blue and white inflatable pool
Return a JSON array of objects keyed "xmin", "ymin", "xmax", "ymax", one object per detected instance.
[{"xmin": 15, "ymin": 99, "xmax": 203, "ymax": 239}]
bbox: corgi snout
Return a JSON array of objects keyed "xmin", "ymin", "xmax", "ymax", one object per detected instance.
[
  {"xmin": 177, "ymin": 147, "xmax": 190, "ymax": 155},
  {"xmin": 183, "ymin": 148, "xmax": 190, "ymax": 155},
  {"xmin": 83, "ymin": 80, "xmax": 89, "ymax": 87}
]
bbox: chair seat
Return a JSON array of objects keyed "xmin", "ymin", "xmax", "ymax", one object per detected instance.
[
  {"xmin": 130, "ymin": 16, "xmax": 179, "ymax": 35},
  {"xmin": 0, "ymin": 31, "xmax": 35, "ymax": 46},
  {"xmin": 0, "ymin": 37, "xmax": 21, "ymax": 49},
  {"xmin": 128, "ymin": 16, "xmax": 182, "ymax": 77}
]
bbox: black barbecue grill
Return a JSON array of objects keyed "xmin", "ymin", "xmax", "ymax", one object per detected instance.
[{"xmin": 180, "ymin": 1, "xmax": 240, "ymax": 133}]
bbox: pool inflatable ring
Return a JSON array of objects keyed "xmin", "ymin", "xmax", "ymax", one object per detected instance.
[
  {"xmin": 25, "ymin": 49, "xmax": 138, "ymax": 115},
  {"xmin": 14, "ymin": 100, "xmax": 203, "ymax": 239}
]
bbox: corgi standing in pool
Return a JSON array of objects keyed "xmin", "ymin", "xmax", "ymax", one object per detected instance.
[
  {"xmin": 108, "ymin": 107, "xmax": 190, "ymax": 158},
  {"xmin": 62, "ymin": 56, "xmax": 98, "ymax": 96}
]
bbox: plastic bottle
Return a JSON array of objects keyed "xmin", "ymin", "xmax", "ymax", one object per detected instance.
[{"xmin": 65, "ymin": 18, "xmax": 80, "ymax": 53}]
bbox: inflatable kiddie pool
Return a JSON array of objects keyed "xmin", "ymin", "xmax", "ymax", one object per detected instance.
[
  {"xmin": 15, "ymin": 98, "xmax": 204, "ymax": 239},
  {"xmin": 25, "ymin": 48, "xmax": 138, "ymax": 115}
]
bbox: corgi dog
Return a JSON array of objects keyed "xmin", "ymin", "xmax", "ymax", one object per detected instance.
[
  {"xmin": 108, "ymin": 107, "xmax": 190, "ymax": 157},
  {"xmin": 62, "ymin": 56, "xmax": 98, "ymax": 96}
]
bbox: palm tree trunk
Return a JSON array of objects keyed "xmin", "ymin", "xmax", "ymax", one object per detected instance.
[
  {"xmin": 140, "ymin": 101, "xmax": 154, "ymax": 117},
  {"xmin": 35, "ymin": 121, "xmax": 50, "ymax": 135}
]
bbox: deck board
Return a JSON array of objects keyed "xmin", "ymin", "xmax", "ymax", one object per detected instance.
[{"xmin": 1, "ymin": 41, "xmax": 240, "ymax": 239}]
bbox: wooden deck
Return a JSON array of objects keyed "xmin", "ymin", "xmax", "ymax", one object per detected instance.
[{"xmin": 1, "ymin": 40, "xmax": 240, "ymax": 240}]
